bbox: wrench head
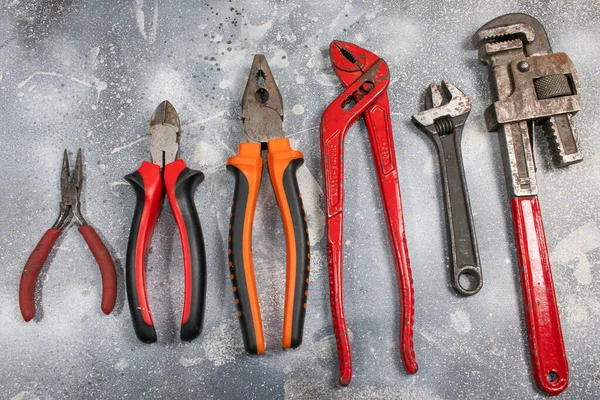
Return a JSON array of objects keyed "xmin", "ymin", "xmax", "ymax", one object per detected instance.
[
  {"xmin": 330, "ymin": 40, "xmax": 382, "ymax": 87},
  {"xmin": 473, "ymin": 13, "xmax": 551, "ymax": 57},
  {"xmin": 412, "ymin": 81, "xmax": 471, "ymax": 135}
]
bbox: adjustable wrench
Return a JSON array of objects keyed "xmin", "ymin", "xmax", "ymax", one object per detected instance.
[
  {"xmin": 412, "ymin": 81, "xmax": 482, "ymax": 296},
  {"xmin": 474, "ymin": 13, "xmax": 582, "ymax": 395}
]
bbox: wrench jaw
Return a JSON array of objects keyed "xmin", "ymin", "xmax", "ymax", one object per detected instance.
[{"xmin": 411, "ymin": 81, "xmax": 471, "ymax": 137}]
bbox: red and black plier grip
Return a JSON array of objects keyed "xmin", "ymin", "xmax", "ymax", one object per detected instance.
[{"xmin": 126, "ymin": 160, "xmax": 206, "ymax": 343}]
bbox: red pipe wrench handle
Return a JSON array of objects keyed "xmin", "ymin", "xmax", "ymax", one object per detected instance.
[
  {"xmin": 363, "ymin": 92, "xmax": 417, "ymax": 374},
  {"xmin": 511, "ymin": 196, "xmax": 568, "ymax": 395}
]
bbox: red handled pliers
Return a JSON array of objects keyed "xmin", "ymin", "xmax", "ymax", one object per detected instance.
[
  {"xmin": 125, "ymin": 101, "xmax": 206, "ymax": 343},
  {"xmin": 19, "ymin": 149, "xmax": 117, "ymax": 321},
  {"xmin": 320, "ymin": 41, "xmax": 418, "ymax": 385}
]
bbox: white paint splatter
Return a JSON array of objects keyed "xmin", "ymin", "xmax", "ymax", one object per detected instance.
[
  {"xmin": 241, "ymin": 16, "xmax": 273, "ymax": 41},
  {"xmin": 269, "ymin": 49, "xmax": 289, "ymax": 69},
  {"xmin": 219, "ymin": 79, "xmax": 232, "ymax": 89},
  {"xmin": 450, "ymin": 309, "xmax": 472, "ymax": 334},
  {"xmin": 201, "ymin": 321, "xmax": 242, "ymax": 366},
  {"xmin": 551, "ymin": 222, "xmax": 600, "ymax": 286},
  {"xmin": 135, "ymin": 0, "xmax": 159, "ymax": 44},
  {"xmin": 113, "ymin": 359, "xmax": 129, "ymax": 371},
  {"xmin": 314, "ymin": 72, "xmax": 338, "ymax": 87},
  {"xmin": 292, "ymin": 104, "xmax": 304, "ymax": 115},
  {"xmin": 17, "ymin": 71, "xmax": 63, "ymax": 89},
  {"xmin": 111, "ymin": 137, "xmax": 149, "ymax": 154},
  {"xmin": 295, "ymin": 165, "xmax": 325, "ymax": 243},
  {"xmin": 10, "ymin": 392, "xmax": 40, "ymax": 400},
  {"xmin": 179, "ymin": 356, "xmax": 203, "ymax": 367}
]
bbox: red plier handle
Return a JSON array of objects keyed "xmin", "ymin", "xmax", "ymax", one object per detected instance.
[
  {"xmin": 321, "ymin": 57, "xmax": 417, "ymax": 386},
  {"xmin": 125, "ymin": 160, "xmax": 206, "ymax": 343}
]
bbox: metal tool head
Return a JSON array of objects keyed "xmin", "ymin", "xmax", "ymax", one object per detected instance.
[
  {"xmin": 52, "ymin": 149, "xmax": 87, "ymax": 230},
  {"xmin": 241, "ymin": 55, "xmax": 284, "ymax": 144},
  {"xmin": 329, "ymin": 40, "xmax": 381, "ymax": 87},
  {"xmin": 150, "ymin": 100, "xmax": 181, "ymax": 167},
  {"xmin": 473, "ymin": 13, "xmax": 551, "ymax": 60},
  {"xmin": 412, "ymin": 81, "xmax": 471, "ymax": 135}
]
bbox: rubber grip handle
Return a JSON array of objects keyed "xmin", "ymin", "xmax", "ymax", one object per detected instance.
[
  {"xmin": 226, "ymin": 143, "xmax": 265, "ymax": 355},
  {"xmin": 511, "ymin": 196, "xmax": 568, "ymax": 395},
  {"xmin": 125, "ymin": 161, "xmax": 164, "ymax": 343},
  {"xmin": 267, "ymin": 138, "xmax": 310, "ymax": 350},
  {"xmin": 78, "ymin": 225, "xmax": 117, "ymax": 315},
  {"xmin": 363, "ymin": 92, "xmax": 418, "ymax": 374},
  {"xmin": 164, "ymin": 159, "xmax": 207, "ymax": 342},
  {"xmin": 19, "ymin": 228, "xmax": 62, "ymax": 321}
]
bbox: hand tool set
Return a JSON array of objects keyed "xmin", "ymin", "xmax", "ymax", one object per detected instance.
[
  {"xmin": 18, "ymin": 11, "xmax": 585, "ymax": 396},
  {"xmin": 226, "ymin": 55, "xmax": 310, "ymax": 355}
]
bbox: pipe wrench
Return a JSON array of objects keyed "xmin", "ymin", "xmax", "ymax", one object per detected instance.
[
  {"xmin": 320, "ymin": 41, "xmax": 417, "ymax": 386},
  {"xmin": 474, "ymin": 13, "xmax": 582, "ymax": 395}
]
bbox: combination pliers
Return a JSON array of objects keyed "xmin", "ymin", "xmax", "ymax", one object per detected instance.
[{"xmin": 226, "ymin": 55, "xmax": 310, "ymax": 355}]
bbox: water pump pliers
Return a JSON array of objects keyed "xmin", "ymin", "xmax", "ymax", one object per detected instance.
[
  {"xmin": 226, "ymin": 55, "xmax": 310, "ymax": 355},
  {"xmin": 320, "ymin": 41, "xmax": 418, "ymax": 386},
  {"xmin": 125, "ymin": 101, "xmax": 207, "ymax": 343},
  {"xmin": 19, "ymin": 149, "xmax": 117, "ymax": 321}
]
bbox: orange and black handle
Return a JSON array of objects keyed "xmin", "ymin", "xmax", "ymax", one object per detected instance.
[
  {"xmin": 19, "ymin": 226, "xmax": 117, "ymax": 322},
  {"xmin": 266, "ymin": 138, "xmax": 310, "ymax": 350},
  {"xmin": 164, "ymin": 159, "xmax": 207, "ymax": 342},
  {"xmin": 226, "ymin": 138, "xmax": 310, "ymax": 355},
  {"xmin": 125, "ymin": 160, "xmax": 206, "ymax": 343},
  {"xmin": 226, "ymin": 142, "xmax": 265, "ymax": 354}
]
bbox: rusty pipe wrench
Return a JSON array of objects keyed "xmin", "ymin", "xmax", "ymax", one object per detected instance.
[
  {"xmin": 474, "ymin": 13, "xmax": 582, "ymax": 395},
  {"xmin": 412, "ymin": 81, "xmax": 482, "ymax": 296},
  {"xmin": 321, "ymin": 41, "xmax": 417, "ymax": 386}
]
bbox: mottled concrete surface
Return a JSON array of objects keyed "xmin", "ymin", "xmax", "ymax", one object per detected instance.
[{"xmin": 1, "ymin": 0, "xmax": 599, "ymax": 399}]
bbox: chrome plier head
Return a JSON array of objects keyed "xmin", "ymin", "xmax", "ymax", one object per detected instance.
[
  {"xmin": 150, "ymin": 100, "xmax": 181, "ymax": 168},
  {"xmin": 411, "ymin": 81, "xmax": 471, "ymax": 136},
  {"xmin": 241, "ymin": 54, "xmax": 284, "ymax": 144},
  {"xmin": 52, "ymin": 149, "xmax": 87, "ymax": 230}
]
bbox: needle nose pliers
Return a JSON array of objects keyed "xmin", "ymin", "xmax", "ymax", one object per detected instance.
[
  {"xmin": 19, "ymin": 149, "xmax": 117, "ymax": 322},
  {"xmin": 226, "ymin": 55, "xmax": 310, "ymax": 355},
  {"xmin": 125, "ymin": 101, "xmax": 207, "ymax": 343}
]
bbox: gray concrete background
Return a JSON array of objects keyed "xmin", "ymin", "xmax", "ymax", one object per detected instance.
[{"xmin": 1, "ymin": 0, "xmax": 599, "ymax": 399}]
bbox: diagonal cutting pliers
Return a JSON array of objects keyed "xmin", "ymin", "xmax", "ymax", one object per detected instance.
[
  {"xmin": 226, "ymin": 55, "xmax": 310, "ymax": 355},
  {"xmin": 125, "ymin": 101, "xmax": 207, "ymax": 343},
  {"xmin": 320, "ymin": 41, "xmax": 418, "ymax": 385},
  {"xmin": 19, "ymin": 149, "xmax": 117, "ymax": 321}
]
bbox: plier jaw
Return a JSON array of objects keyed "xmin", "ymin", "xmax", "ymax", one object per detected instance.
[
  {"xmin": 150, "ymin": 100, "xmax": 181, "ymax": 168},
  {"xmin": 53, "ymin": 149, "xmax": 87, "ymax": 230},
  {"xmin": 241, "ymin": 55, "xmax": 284, "ymax": 144},
  {"xmin": 329, "ymin": 40, "xmax": 381, "ymax": 87}
]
